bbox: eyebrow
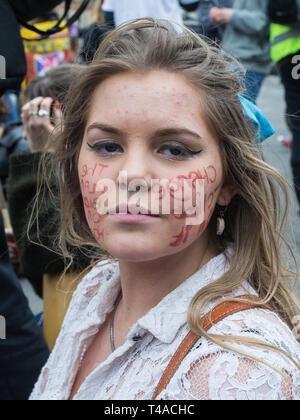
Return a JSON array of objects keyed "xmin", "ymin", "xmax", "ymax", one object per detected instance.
[
  {"xmin": 152, "ymin": 128, "xmax": 202, "ymax": 141},
  {"xmin": 86, "ymin": 123, "xmax": 203, "ymax": 141},
  {"xmin": 86, "ymin": 123, "xmax": 121, "ymax": 135}
]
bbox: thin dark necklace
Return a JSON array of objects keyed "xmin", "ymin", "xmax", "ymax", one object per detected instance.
[{"xmin": 110, "ymin": 291, "xmax": 122, "ymax": 353}]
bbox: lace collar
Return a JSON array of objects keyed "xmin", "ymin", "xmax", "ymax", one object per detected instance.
[
  {"xmin": 137, "ymin": 249, "xmax": 232, "ymax": 343},
  {"xmin": 76, "ymin": 246, "xmax": 233, "ymax": 345}
]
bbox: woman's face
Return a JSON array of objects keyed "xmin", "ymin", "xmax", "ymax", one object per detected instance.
[{"xmin": 78, "ymin": 70, "xmax": 235, "ymax": 262}]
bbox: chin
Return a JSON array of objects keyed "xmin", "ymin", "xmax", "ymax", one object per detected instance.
[
  {"xmin": 108, "ymin": 247, "xmax": 160, "ymax": 262},
  {"xmin": 103, "ymin": 238, "xmax": 164, "ymax": 263}
]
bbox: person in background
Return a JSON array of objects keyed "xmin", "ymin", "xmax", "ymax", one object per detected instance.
[
  {"xmin": 0, "ymin": 211, "xmax": 50, "ymax": 400},
  {"xmin": 79, "ymin": 24, "xmax": 110, "ymax": 63},
  {"xmin": 4, "ymin": 90, "xmax": 21, "ymax": 127},
  {"xmin": 210, "ymin": 0, "xmax": 271, "ymax": 103},
  {"xmin": 197, "ymin": 0, "xmax": 233, "ymax": 42},
  {"xmin": 79, "ymin": 0, "xmax": 201, "ymax": 62},
  {"xmin": 182, "ymin": 6, "xmax": 203, "ymax": 35},
  {"xmin": 0, "ymin": 98, "xmax": 12, "ymax": 195},
  {"xmin": 92, "ymin": 0, "xmax": 105, "ymax": 25},
  {"xmin": 7, "ymin": 64, "xmax": 92, "ymax": 298},
  {"xmin": 0, "ymin": 0, "xmax": 65, "ymax": 96},
  {"xmin": 0, "ymin": 97, "xmax": 30, "ymax": 199},
  {"xmin": 102, "ymin": 0, "xmax": 201, "ymax": 28},
  {"xmin": 79, "ymin": 0, "xmax": 110, "ymax": 63},
  {"xmin": 269, "ymin": 0, "xmax": 300, "ymax": 211}
]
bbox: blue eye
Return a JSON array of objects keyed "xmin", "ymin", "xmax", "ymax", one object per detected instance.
[
  {"xmin": 158, "ymin": 144, "xmax": 202, "ymax": 160},
  {"xmin": 87, "ymin": 141, "xmax": 202, "ymax": 160},
  {"xmin": 87, "ymin": 141, "xmax": 123, "ymax": 155}
]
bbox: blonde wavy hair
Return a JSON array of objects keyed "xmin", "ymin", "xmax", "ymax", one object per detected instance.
[{"xmin": 39, "ymin": 19, "xmax": 300, "ymax": 380}]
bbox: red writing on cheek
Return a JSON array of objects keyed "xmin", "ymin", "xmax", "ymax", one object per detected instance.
[
  {"xmin": 87, "ymin": 209, "xmax": 102, "ymax": 224},
  {"xmin": 170, "ymin": 203, "xmax": 217, "ymax": 247},
  {"xmin": 159, "ymin": 166, "xmax": 217, "ymax": 204},
  {"xmin": 83, "ymin": 196, "xmax": 98, "ymax": 209},
  {"xmin": 170, "ymin": 185, "xmax": 220, "ymax": 222},
  {"xmin": 171, "ymin": 211, "xmax": 187, "ymax": 220},
  {"xmin": 80, "ymin": 163, "xmax": 109, "ymax": 202},
  {"xmin": 79, "ymin": 163, "xmax": 109, "ymax": 244},
  {"xmin": 169, "ymin": 182, "xmax": 222, "ymax": 245},
  {"xmin": 91, "ymin": 228, "xmax": 104, "ymax": 242},
  {"xmin": 81, "ymin": 163, "xmax": 108, "ymax": 179},
  {"xmin": 206, "ymin": 166, "xmax": 217, "ymax": 184},
  {"xmin": 197, "ymin": 205, "xmax": 215, "ymax": 235},
  {"xmin": 169, "ymin": 225, "xmax": 195, "ymax": 247},
  {"xmin": 205, "ymin": 184, "xmax": 222, "ymax": 211},
  {"xmin": 80, "ymin": 179, "xmax": 97, "ymax": 195},
  {"xmin": 174, "ymin": 166, "xmax": 217, "ymax": 190}
]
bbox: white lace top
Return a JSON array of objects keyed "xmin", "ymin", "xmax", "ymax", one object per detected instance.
[{"xmin": 30, "ymin": 250, "xmax": 300, "ymax": 400}]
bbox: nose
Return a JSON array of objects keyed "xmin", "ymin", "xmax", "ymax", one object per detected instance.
[{"xmin": 117, "ymin": 144, "xmax": 153, "ymax": 193}]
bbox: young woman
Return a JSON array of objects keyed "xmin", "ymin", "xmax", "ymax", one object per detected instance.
[{"xmin": 30, "ymin": 19, "xmax": 300, "ymax": 400}]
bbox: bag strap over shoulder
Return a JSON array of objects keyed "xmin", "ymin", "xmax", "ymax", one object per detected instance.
[{"xmin": 152, "ymin": 295, "xmax": 272, "ymax": 400}]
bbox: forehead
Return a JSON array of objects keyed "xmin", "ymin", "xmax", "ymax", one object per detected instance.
[{"xmin": 86, "ymin": 70, "xmax": 206, "ymax": 131}]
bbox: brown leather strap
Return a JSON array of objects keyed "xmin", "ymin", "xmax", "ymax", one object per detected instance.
[{"xmin": 152, "ymin": 295, "xmax": 272, "ymax": 400}]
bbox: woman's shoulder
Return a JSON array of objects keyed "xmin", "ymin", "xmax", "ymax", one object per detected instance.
[
  {"xmin": 74, "ymin": 258, "xmax": 119, "ymax": 295},
  {"xmin": 213, "ymin": 305, "xmax": 300, "ymax": 357},
  {"xmin": 167, "ymin": 306, "xmax": 300, "ymax": 400},
  {"xmin": 66, "ymin": 259, "xmax": 118, "ymax": 305},
  {"xmin": 203, "ymin": 285, "xmax": 300, "ymax": 365},
  {"xmin": 60, "ymin": 259, "xmax": 120, "ymax": 326},
  {"xmin": 210, "ymin": 282, "xmax": 300, "ymax": 356},
  {"xmin": 159, "ymin": 306, "xmax": 300, "ymax": 400}
]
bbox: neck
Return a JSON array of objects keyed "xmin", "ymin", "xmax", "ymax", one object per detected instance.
[{"xmin": 116, "ymin": 235, "xmax": 218, "ymax": 328}]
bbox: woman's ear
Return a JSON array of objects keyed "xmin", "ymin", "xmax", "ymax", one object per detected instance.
[{"xmin": 217, "ymin": 184, "xmax": 238, "ymax": 207}]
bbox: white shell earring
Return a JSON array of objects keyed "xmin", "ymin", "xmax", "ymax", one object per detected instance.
[{"xmin": 216, "ymin": 210, "xmax": 226, "ymax": 236}]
